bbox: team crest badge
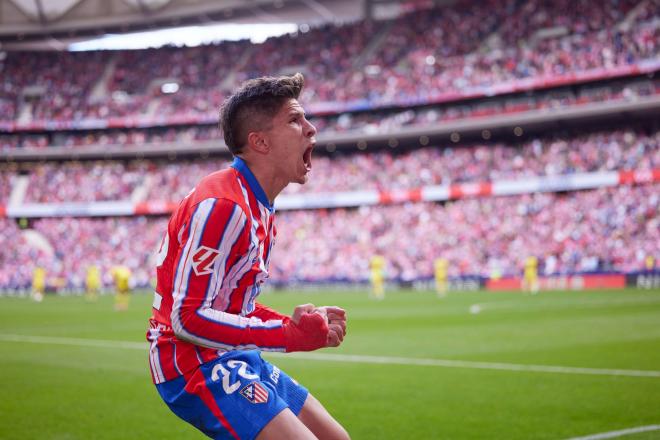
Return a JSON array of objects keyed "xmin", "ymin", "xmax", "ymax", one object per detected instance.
[
  {"xmin": 240, "ymin": 382, "xmax": 269, "ymax": 404},
  {"xmin": 191, "ymin": 246, "xmax": 222, "ymax": 276}
]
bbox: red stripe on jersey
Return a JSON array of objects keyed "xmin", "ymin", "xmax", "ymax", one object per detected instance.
[
  {"xmin": 185, "ymin": 369, "xmax": 241, "ymax": 440},
  {"xmin": 199, "ymin": 346, "xmax": 220, "ymax": 363},
  {"xmin": 155, "ymin": 337, "xmax": 180, "ymax": 381},
  {"xmin": 175, "ymin": 341, "xmax": 204, "ymax": 380}
]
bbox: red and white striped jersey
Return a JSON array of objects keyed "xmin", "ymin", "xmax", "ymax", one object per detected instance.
[{"xmin": 147, "ymin": 157, "xmax": 290, "ymax": 384}]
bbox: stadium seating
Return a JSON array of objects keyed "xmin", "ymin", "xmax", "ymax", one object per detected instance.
[
  {"xmin": 2, "ymin": 76, "xmax": 658, "ymax": 151},
  {"xmin": 2, "ymin": 128, "xmax": 655, "ymax": 203},
  {"xmin": 0, "ymin": 125, "xmax": 657, "ymax": 290},
  {"xmin": 1, "ymin": 0, "xmax": 657, "ymax": 126},
  {"xmin": 0, "ymin": 182, "xmax": 656, "ymax": 291}
]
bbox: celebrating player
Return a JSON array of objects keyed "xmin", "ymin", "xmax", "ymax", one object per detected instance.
[{"xmin": 147, "ymin": 73, "xmax": 349, "ymax": 440}]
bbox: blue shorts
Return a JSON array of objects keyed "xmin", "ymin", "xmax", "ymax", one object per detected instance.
[{"xmin": 156, "ymin": 351, "xmax": 308, "ymax": 440}]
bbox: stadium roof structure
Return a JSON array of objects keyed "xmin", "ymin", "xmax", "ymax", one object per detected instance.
[{"xmin": 0, "ymin": 0, "xmax": 441, "ymax": 47}]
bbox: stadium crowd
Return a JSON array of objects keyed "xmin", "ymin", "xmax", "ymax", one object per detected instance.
[
  {"xmin": 1, "ymin": 127, "xmax": 656, "ymax": 203},
  {"xmin": 2, "ymin": 76, "xmax": 657, "ymax": 151},
  {"xmin": 273, "ymin": 183, "xmax": 659, "ymax": 282},
  {"xmin": 0, "ymin": 216, "xmax": 167, "ymax": 291},
  {"xmin": 280, "ymin": 128, "xmax": 659, "ymax": 194},
  {"xmin": 0, "ymin": 165, "xmax": 15, "ymax": 202},
  {"xmin": 23, "ymin": 161, "xmax": 149, "ymax": 203},
  {"xmin": 1, "ymin": 0, "xmax": 657, "ymax": 124},
  {"xmin": 0, "ymin": 183, "xmax": 656, "ymax": 291}
]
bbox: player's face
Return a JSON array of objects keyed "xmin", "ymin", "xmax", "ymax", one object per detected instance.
[{"xmin": 265, "ymin": 99, "xmax": 317, "ymax": 185}]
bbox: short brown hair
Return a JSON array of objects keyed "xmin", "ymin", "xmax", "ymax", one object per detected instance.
[{"xmin": 219, "ymin": 73, "xmax": 305, "ymax": 155}]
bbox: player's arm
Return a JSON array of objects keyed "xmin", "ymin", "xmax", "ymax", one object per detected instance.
[
  {"xmin": 248, "ymin": 303, "xmax": 291, "ymax": 324},
  {"xmin": 170, "ymin": 198, "xmax": 328, "ymax": 352}
]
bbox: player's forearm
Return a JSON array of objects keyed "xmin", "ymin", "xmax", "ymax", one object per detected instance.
[
  {"xmin": 248, "ymin": 303, "xmax": 291, "ymax": 324},
  {"xmin": 173, "ymin": 304, "xmax": 331, "ymax": 353},
  {"xmin": 172, "ymin": 306, "xmax": 287, "ymax": 351}
]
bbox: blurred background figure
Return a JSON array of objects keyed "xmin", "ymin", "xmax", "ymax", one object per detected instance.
[
  {"xmin": 370, "ymin": 255, "xmax": 386, "ymax": 300},
  {"xmin": 111, "ymin": 265, "xmax": 131, "ymax": 311},
  {"xmin": 31, "ymin": 266, "xmax": 45, "ymax": 303},
  {"xmin": 522, "ymin": 256, "xmax": 540, "ymax": 294},
  {"xmin": 85, "ymin": 265, "xmax": 100, "ymax": 302},
  {"xmin": 434, "ymin": 258, "xmax": 449, "ymax": 298}
]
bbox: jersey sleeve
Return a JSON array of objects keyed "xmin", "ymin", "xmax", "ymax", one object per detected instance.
[
  {"xmin": 170, "ymin": 197, "xmax": 287, "ymax": 352},
  {"xmin": 248, "ymin": 303, "xmax": 291, "ymax": 324}
]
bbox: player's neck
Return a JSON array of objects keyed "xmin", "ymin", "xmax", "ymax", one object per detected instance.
[{"xmin": 238, "ymin": 156, "xmax": 286, "ymax": 205}]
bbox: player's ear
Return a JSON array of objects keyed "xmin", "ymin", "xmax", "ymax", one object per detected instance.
[{"xmin": 246, "ymin": 131, "xmax": 269, "ymax": 155}]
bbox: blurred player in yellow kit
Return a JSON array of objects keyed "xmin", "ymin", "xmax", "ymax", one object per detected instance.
[
  {"xmin": 522, "ymin": 256, "xmax": 539, "ymax": 294},
  {"xmin": 434, "ymin": 258, "xmax": 448, "ymax": 297},
  {"xmin": 369, "ymin": 255, "xmax": 386, "ymax": 300},
  {"xmin": 85, "ymin": 265, "xmax": 101, "ymax": 302},
  {"xmin": 31, "ymin": 266, "xmax": 46, "ymax": 302},
  {"xmin": 111, "ymin": 265, "xmax": 131, "ymax": 311}
]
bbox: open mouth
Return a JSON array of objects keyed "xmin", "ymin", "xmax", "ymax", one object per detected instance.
[{"xmin": 303, "ymin": 145, "xmax": 313, "ymax": 171}]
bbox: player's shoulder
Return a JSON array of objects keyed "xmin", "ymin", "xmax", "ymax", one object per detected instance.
[
  {"xmin": 169, "ymin": 167, "xmax": 252, "ymax": 232},
  {"xmin": 191, "ymin": 168, "xmax": 246, "ymax": 205},
  {"xmin": 188, "ymin": 171, "xmax": 251, "ymax": 220}
]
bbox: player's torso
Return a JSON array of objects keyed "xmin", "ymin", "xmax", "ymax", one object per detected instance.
[{"xmin": 150, "ymin": 168, "xmax": 276, "ymax": 338}]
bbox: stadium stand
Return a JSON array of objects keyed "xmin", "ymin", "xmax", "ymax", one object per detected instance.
[
  {"xmin": 0, "ymin": 0, "xmax": 658, "ymax": 293},
  {"xmin": 2, "ymin": 127, "xmax": 657, "ymax": 201},
  {"xmin": 1, "ymin": 0, "xmax": 658, "ymax": 129},
  {"xmin": 0, "ymin": 182, "xmax": 657, "ymax": 291}
]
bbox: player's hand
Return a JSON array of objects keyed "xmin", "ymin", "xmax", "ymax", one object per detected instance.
[
  {"xmin": 291, "ymin": 303, "xmax": 316, "ymax": 324},
  {"xmin": 315, "ymin": 306, "xmax": 347, "ymax": 347},
  {"xmin": 284, "ymin": 304, "xmax": 329, "ymax": 352}
]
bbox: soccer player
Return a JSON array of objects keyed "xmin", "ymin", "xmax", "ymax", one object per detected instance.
[
  {"xmin": 147, "ymin": 73, "xmax": 349, "ymax": 440},
  {"xmin": 112, "ymin": 265, "xmax": 131, "ymax": 311},
  {"xmin": 434, "ymin": 258, "xmax": 448, "ymax": 297},
  {"xmin": 369, "ymin": 255, "xmax": 386, "ymax": 300},
  {"xmin": 31, "ymin": 266, "xmax": 45, "ymax": 302},
  {"xmin": 522, "ymin": 256, "xmax": 539, "ymax": 294},
  {"xmin": 85, "ymin": 265, "xmax": 100, "ymax": 302}
]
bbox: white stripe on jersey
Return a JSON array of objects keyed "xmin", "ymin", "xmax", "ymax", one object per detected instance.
[
  {"xmin": 205, "ymin": 205, "xmax": 247, "ymax": 309},
  {"xmin": 171, "ymin": 341, "xmax": 183, "ymax": 376},
  {"xmin": 218, "ymin": 243, "xmax": 257, "ymax": 304},
  {"xmin": 148, "ymin": 328, "xmax": 166, "ymax": 383},
  {"xmin": 235, "ymin": 177, "xmax": 271, "ymax": 315},
  {"xmin": 217, "ymin": 179, "xmax": 260, "ymax": 306},
  {"xmin": 171, "ymin": 198, "xmax": 216, "ymax": 340}
]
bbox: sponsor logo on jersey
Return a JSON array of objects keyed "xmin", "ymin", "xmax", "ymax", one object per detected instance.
[
  {"xmin": 191, "ymin": 246, "xmax": 222, "ymax": 276},
  {"xmin": 240, "ymin": 382, "xmax": 269, "ymax": 404},
  {"xmin": 270, "ymin": 366, "xmax": 281, "ymax": 384}
]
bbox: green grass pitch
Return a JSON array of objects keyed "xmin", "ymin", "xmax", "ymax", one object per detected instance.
[{"xmin": 1, "ymin": 288, "xmax": 659, "ymax": 440}]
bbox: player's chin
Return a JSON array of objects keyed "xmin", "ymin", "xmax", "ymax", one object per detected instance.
[{"xmin": 294, "ymin": 171, "xmax": 309, "ymax": 185}]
